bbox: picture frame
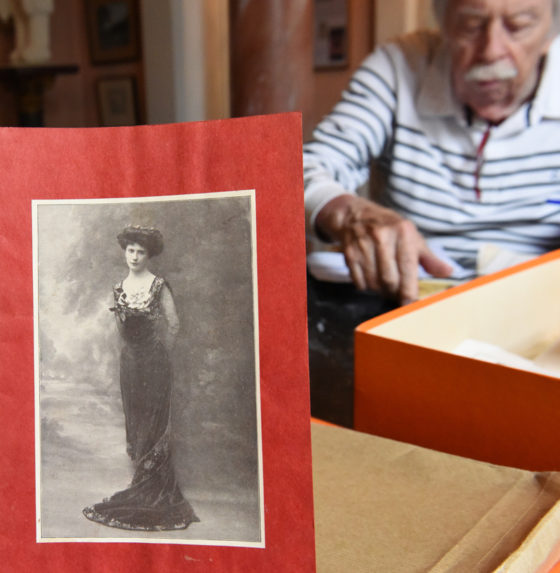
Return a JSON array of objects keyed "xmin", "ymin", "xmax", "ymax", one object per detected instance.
[
  {"xmin": 96, "ymin": 76, "xmax": 139, "ymax": 126},
  {"xmin": 33, "ymin": 192, "xmax": 264, "ymax": 546},
  {"xmin": 313, "ymin": 0, "xmax": 349, "ymax": 70},
  {"xmin": 85, "ymin": 0, "xmax": 140, "ymax": 64}
]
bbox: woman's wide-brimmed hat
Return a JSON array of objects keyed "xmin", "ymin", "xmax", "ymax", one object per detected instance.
[{"xmin": 117, "ymin": 225, "xmax": 164, "ymax": 257}]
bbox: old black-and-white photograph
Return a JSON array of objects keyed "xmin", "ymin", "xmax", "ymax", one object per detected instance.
[{"xmin": 33, "ymin": 191, "xmax": 263, "ymax": 546}]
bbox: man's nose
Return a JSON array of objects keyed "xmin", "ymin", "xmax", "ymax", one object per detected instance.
[{"xmin": 480, "ymin": 19, "xmax": 508, "ymax": 61}]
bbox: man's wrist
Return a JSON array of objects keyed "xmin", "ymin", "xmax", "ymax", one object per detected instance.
[{"xmin": 315, "ymin": 194, "xmax": 357, "ymax": 242}]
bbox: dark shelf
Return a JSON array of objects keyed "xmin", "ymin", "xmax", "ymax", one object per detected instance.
[{"xmin": 0, "ymin": 63, "xmax": 79, "ymax": 126}]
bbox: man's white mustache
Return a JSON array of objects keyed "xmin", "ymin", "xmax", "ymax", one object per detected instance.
[{"xmin": 465, "ymin": 60, "xmax": 518, "ymax": 82}]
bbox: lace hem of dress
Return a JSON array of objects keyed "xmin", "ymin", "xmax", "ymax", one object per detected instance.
[
  {"xmin": 82, "ymin": 505, "xmax": 199, "ymax": 532},
  {"xmin": 81, "ymin": 423, "xmax": 199, "ymax": 531}
]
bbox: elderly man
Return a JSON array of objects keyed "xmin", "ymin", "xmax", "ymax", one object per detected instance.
[
  {"xmin": 305, "ymin": 0, "xmax": 560, "ymax": 305},
  {"xmin": 305, "ymin": 0, "xmax": 560, "ymax": 425}
]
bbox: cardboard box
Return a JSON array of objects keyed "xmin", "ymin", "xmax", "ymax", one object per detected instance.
[
  {"xmin": 355, "ymin": 250, "xmax": 560, "ymax": 471},
  {"xmin": 312, "ymin": 423, "xmax": 560, "ymax": 573}
]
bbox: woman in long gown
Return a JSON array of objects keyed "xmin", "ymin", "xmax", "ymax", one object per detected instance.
[{"xmin": 83, "ymin": 225, "xmax": 199, "ymax": 531}]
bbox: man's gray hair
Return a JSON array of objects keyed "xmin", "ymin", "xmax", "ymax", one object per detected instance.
[{"xmin": 432, "ymin": 0, "xmax": 560, "ymax": 35}]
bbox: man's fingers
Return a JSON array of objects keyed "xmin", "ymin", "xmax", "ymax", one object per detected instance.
[
  {"xmin": 344, "ymin": 239, "xmax": 377, "ymax": 291},
  {"xmin": 396, "ymin": 225, "xmax": 420, "ymax": 304},
  {"xmin": 326, "ymin": 195, "xmax": 451, "ymax": 303},
  {"xmin": 346, "ymin": 252, "xmax": 367, "ymax": 290},
  {"xmin": 371, "ymin": 225, "xmax": 399, "ymax": 295},
  {"xmin": 419, "ymin": 246, "xmax": 454, "ymax": 278},
  {"xmin": 343, "ymin": 218, "xmax": 378, "ymax": 291}
]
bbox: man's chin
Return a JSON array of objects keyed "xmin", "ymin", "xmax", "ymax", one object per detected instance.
[{"xmin": 470, "ymin": 99, "xmax": 516, "ymax": 125}]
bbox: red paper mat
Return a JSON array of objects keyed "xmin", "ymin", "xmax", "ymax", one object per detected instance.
[{"xmin": 0, "ymin": 114, "xmax": 315, "ymax": 572}]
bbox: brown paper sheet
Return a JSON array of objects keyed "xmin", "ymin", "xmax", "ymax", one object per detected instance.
[{"xmin": 312, "ymin": 424, "xmax": 560, "ymax": 572}]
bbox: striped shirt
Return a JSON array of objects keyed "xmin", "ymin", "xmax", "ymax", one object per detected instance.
[{"xmin": 303, "ymin": 32, "xmax": 560, "ymax": 275}]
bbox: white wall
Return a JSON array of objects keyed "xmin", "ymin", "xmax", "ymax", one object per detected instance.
[
  {"xmin": 140, "ymin": 0, "xmax": 207, "ymax": 124},
  {"xmin": 141, "ymin": 0, "xmax": 438, "ymax": 125},
  {"xmin": 375, "ymin": 0, "xmax": 437, "ymax": 44}
]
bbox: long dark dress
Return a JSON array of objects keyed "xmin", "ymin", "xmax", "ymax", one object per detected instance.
[{"xmin": 83, "ymin": 276, "xmax": 199, "ymax": 531}]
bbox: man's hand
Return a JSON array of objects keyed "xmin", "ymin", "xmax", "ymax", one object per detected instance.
[{"xmin": 315, "ymin": 195, "xmax": 453, "ymax": 304}]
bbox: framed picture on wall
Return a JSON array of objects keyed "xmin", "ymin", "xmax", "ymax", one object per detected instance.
[
  {"xmin": 314, "ymin": 0, "xmax": 349, "ymax": 69},
  {"xmin": 97, "ymin": 76, "xmax": 139, "ymax": 126},
  {"xmin": 86, "ymin": 0, "xmax": 140, "ymax": 64}
]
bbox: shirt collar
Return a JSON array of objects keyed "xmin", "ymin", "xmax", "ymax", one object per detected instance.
[{"xmin": 529, "ymin": 35, "xmax": 560, "ymax": 121}]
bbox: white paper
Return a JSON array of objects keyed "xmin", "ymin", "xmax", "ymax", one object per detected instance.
[{"xmin": 453, "ymin": 339, "xmax": 560, "ymax": 378}]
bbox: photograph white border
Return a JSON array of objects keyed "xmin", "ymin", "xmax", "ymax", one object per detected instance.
[{"xmin": 32, "ymin": 190, "xmax": 264, "ymax": 547}]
